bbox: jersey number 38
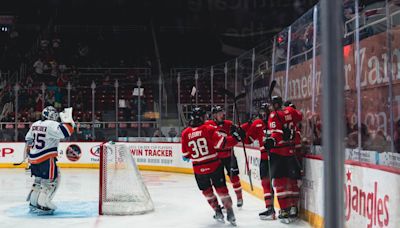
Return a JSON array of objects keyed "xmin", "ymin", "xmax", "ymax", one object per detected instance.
[{"xmin": 188, "ymin": 138, "xmax": 209, "ymax": 158}]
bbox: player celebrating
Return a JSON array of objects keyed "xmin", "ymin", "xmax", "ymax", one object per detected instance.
[
  {"xmin": 205, "ymin": 105, "xmax": 243, "ymax": 208},
  {"xmin": 25, "ymin": 106, "xmax": 75, "ymax": 215},
  {"xmin": 243, "ymin": 102, "xmax": 275, "ymax": 220},
  {"xmin": 283, "ymin": 100, "xmax": 303, "ymax": 217},
  {"xmin": 181, "ymin": 107, "xmax": 243, "ymax": 226},
  {"xmin": 264, "ymin": 96, "xmax": 302, "ymax": 223}
]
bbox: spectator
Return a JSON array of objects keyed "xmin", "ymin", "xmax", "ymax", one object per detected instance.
[
  {"xmin": 153, "ymin": 128, "xmax": 165, "ymax": 137},
  {"xmin": 369, "ymin": 129, "xmax": 389, "ymax": 152},
  {"xmin": 347, "ymin": 123, "xmax": 372, "ymax": 149},
  {"xmin": 57, "ymin": 73, "xmax": 68, "ymax": 88},
  {"xmin": 27, "ymin": 107, "xmax": 36, "ymax": 122},
  {"xmin": 33, "ymin": 57, "xmax": 44, "ymax": 76},
  {"xmin": 394, "ymin": 120, "xmax": 400, "ymax": 153},
  {"xmin": 168, "ymin": 127, "xmax": 177, "ymax": 138},
  {"xmin": 52, "ymin": 36, "xmax": 61, "ymax": 49},
  {"xmin": 0, "ymin": 77, "xmax": 6, "ymax": 90},
  {"xmin": 54, "ymin": 88, "xmax": 63, "ymax": 109},
  {"xmin": 34, "ymin": 94, "xmax": 43, "ymax": 119},
  {"xmin": 59, "ymin": 63, "xmax": 67, "ymax": 73},
  {"xmin": 45, "ymin": 91, "xmax": 55, "ymax": 106},
  {"xmin": 40, "ymin": 37, "xmax": 49, "ymax": 50},
  {"xmin": 25, "ymin": 74, "xmax": 33, "ymax": 88},
  {"xmin": 50, "ymin": 60, "xmax": 58, "ymax": 78}
]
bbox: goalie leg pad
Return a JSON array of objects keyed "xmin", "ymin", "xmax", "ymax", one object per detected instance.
[
  {"xmin": 37, "ymin": 177, "xmax": 59, "ymax": 210},
  {"xmin": 28, "ymin": 177, "xmax": 42, "ymax": 208}
]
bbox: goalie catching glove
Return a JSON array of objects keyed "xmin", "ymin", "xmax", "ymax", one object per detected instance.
[{"xmin": 59, "ymin": 107, "xmax": 75, "ymax": 128}]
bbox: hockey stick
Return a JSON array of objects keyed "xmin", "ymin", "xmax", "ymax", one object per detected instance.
[
  {"xmin": 220, "ymin": 88, "xmax": 254, "ymax": 191},
  {"xmin": 266, "ymin": 80, "xmax": 277, "ymax": 213},
  {"xmin": 13, "ymin": 160, "xmax": 25, "ymax": 166},
  {"xmin": 13, "ymin": 144, "xmax": 29, "ymax": 166}
]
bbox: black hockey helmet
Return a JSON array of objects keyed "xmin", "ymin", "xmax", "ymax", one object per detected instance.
[
  {"xmin": 211, "ymin": 105, "xmax": 224, "ymax": 114},
  {"xmin": 190, "ymin": 106, "xmax": 206, "ymax": 127},
  {"xmin": 258, "ymin": 102, "xmax": 271, "ymax": 122},
  {"xmin": 283, "ymin": 100, "xmax": 296, "ymax": 109},
  {"xmin": 271, "ymin": 96, "xmax": 283, "ymax": 109}
]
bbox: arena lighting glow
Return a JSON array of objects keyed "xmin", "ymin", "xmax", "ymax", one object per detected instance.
[
  {"xmin": 277, "ymin": 36, "xmax": 284, "ymax": 44},
  {"xmin": 343, "ymin": 45, "xmax": 351, "ymax": 58}
]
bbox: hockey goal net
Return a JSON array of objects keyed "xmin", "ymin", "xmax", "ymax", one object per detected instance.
[{"xmin": 99, "ymin": 142, "xmax": 154, "ymax": 215}]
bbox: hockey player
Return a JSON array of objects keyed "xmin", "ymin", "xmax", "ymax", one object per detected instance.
[
  {"xmin": 25, "ymin": 106, "xmax": 75, "ymax": 214},
  {"xmin": 283, "ymin": 100, "xmax": 303, "ymax": 218},
  {"xmin": 181, "ymin": 107, "xmax": 243, "ymax": 226},
  {"xmin": 205, "ymin": 105, "xmax": 243, "ymax": 208},
  {"xmin": 242, "ymin": 102, "xmax": 275, "ymax": 220},
  {"xmin": 283, "ymin": 101, "xmax": 303, "ymax": 156},
  {"xmin": 264, "ymin": 96, "xmax": 302, "ymax": 223}
]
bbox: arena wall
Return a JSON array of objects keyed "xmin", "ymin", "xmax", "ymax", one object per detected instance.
[{"xmin": 0, "ymin": 142, "xmax": 399, "ymax": 227}]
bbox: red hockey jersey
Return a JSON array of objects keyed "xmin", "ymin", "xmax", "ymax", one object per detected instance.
[
  {"xmin": 268, "ymin": 109, "xmax": 298, "ymax": 156},
  {"xmin": 243, "ymin": 118, "xmax": 269, "ymax": 160},
  {"xmin": 181, "ymin": 124, "xmax": 238, "ymax": 174},
  {"xmin": 204, "ymin": 119, "xmax": 234, "ymax": 158},
  {"xmin": 283, "ymin": 106, "xmax": 303, "ymax": 149}
]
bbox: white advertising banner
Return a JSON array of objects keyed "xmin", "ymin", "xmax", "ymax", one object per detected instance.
[
  {"xmin": 233, "ymin": 146, "xmax": 263, "ymax": 191},
  {"xmin": 0, "ymin": 142, "xmax": 192, "ymax": 170},
  {"xmin": 302, "ymin": 157, "xmax": 400, "ymax": 228}
]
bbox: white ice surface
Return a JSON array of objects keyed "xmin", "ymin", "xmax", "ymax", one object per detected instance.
[{"xmin": 0, "ymin": 168, "xmax": 311, "ymax": 228}]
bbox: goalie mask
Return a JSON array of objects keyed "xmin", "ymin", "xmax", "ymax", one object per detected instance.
[
  {"xmin": 211, "ymin": 105, "xmax": 225, "ymax": 125},
  {"xmin": 190, "ymin": 107, "xmax": 206, "ymax": 127},
  {"xmin": 42, "ymin": 106, "xmax": 59, "ymax": 121}
]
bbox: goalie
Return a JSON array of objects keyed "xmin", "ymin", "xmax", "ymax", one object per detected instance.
[{"xmin": 24, "ymin": 106, "xmax": 75, "ymax": 215}]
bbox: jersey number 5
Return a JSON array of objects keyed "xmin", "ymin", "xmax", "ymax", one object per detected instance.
[
  {"xmin": 188, "ymin": 138, "xmax": 209, "ymax": 158},
  {"xmin": 32, "ymin": 133, "xmax": 46, "ymax": 150}
]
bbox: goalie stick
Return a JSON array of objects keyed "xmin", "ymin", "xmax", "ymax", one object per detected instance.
[
  {"xmin": 13, "ymin": 145, "xmax": 29, "ymax": 166},
  {"xmin": 220, "ymin": 88, "xmax": 254, "ymax": 191}
]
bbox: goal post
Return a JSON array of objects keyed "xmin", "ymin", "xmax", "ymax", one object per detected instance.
[{"xmin": 99, "ymin": 142, "xmax": 154, "ymax": 215}]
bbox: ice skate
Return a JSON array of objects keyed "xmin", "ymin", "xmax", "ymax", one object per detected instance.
[
  {"xmin": 227, "ymin": 208, "xmax": 237, "ymax": 226},
  {"xmin": 259, "ymin": 206, "xmax": 276, "ymax": 220},
  {"xmin": 213, "ymin": 205, "xmax": 225, "ymax": 223}
]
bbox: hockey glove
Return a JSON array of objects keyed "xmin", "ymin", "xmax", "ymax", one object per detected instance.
[
  {"xmin": 182, "ymin": 156, "xmax": 190, "ymax": 162},
  {"xmin": 263, "ymin": 137, "xmax": 276, "ymax": 150},
  {"xmin": 231, "ymin": 126, "xmax": 246, "ymax": 142},
  {"xmin": 232, "ymin": 131, "xmax": 242, "ymax": 142}
]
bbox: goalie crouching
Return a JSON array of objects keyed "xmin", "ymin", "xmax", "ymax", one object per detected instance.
[{"xmin": 25, "ymin": 106, "xmax": 75, "ymax": 215}]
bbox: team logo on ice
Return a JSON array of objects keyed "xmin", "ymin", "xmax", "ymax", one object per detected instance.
[{"xmin": 66, "ymin": 144, "xmax": 82, "ymax": 162}]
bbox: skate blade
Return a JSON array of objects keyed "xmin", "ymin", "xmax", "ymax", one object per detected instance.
[
  {"xmin": 229, "ymin": 220, "xmax": 237, "ymax": 226},
  {"xmin": 279, "ymin": 218, "xmax": 292, "ymax": 224},
  {"xmin": 36, "ymin": 210, "xmax": 55, "ymax": 216},
  {"xmin": 259, "ymin": 214, "xmax": 276, "ymax": 220},
  {"xmin": 214, "ymin": 218, "xmax": 225, "ymax": 224}
]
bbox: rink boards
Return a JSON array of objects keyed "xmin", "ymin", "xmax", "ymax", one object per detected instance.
[{"xmin": 0, "ymin": 142, "xmax": 399, "ymax": 227}]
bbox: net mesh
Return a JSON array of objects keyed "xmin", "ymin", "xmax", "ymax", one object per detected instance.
[{"xmin": 100, "ymin": 142, "xmax": 154, "ymax": 215}]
